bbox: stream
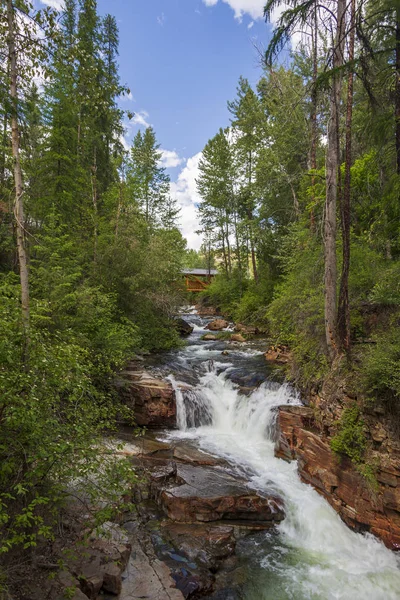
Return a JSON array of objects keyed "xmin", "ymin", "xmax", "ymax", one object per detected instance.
[{"xmin": 136, "ymin": 308, "xmax": 400, "ymax": 599}]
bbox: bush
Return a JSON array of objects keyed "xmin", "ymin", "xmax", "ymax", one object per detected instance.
[
  {"xmin": 267, "ymin": 223, "xmax": 328, "ymax": 387},
  {"xmin": 360, "ymin": 316, "xmax": 400, "ymax": 404},
  {"xmin": 0, "ymin": 274, "xmax": 137, "ymax": 559},
  {"xmin": 330, "ymin": 404, "xmax": 367, "ymax": 464}
]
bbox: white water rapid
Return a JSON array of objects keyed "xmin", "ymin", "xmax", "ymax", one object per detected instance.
[{"xmin": 165, "ymin": 312, "xmax": 400, "ymax": 600}]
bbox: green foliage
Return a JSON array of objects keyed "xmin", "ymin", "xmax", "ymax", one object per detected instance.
[
  {"xmin": 361, "ymin": 318, "xmax": 400, "ymax": 403},
  {"xmin": 331, "ymin": 404, "xmax": 367, "ymax": 464},
  {"xmin": 267, "ymin": 223, "xmax": 328, "ymax": 386},
  {"xmin": 370, "ymin": 263, "xmax": 400, "ymax": 306},
  {"xmin": 0, "ymin": 275, "xmax": 137, "ymax": 556}
]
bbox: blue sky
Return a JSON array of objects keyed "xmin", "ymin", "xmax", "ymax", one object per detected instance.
[{"xmin": 41, "ymin": 0, "xmax": 278, "ymax": 248}]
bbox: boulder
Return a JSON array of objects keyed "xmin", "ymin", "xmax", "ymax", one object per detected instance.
[
  {"xmin": 175, "ymin": 318, "xmax": 194, "ymax": 336},
  {"xmin": 265, "ymin": 345, "xmax": 291, "ymax": 365},
  {"xmin": 102, "ymin": 563, "xmax": 123, "ymax": 595},
  {"xmin": 119, "ymin": 368, "xmax": 176, "ymax": 427},
  {"xmin": 153, "ymin": 464, "xmax": 284, "ymax": 527},
  {"xmin": 203, "ymin": 334, "xmax": 218, "ymax": 341},
  {"xmin": 230, "ymin": 334, "xmax": 245, "ymax": 343},
  {"xmin": 162, "ymin": 523, "xmax": 236, "ymax": 567},
  {"xmin": 205, "ymin": 319, "xmax": 229, "ymax": 331}
]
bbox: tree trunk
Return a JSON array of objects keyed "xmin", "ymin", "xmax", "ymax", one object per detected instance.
[
  {"xmin": 91, "ymin": 148, "xmax": 98, "ymax": 263},
  {"xmin": 310, "ymin": 3, "xmax": 318, "ymax": 230},
  {"xmin": 221, "ymin": 227, "xmax": 229, "ymax": 276},
  {"xmin": 324, "ymin": 0, "xmax": 345, "ymax": 360},
  {"xmin": 7, "ymin": 0, "xmax": 30, "ymax": 346},
  {"xmin": 247, "ymin": 150, "xmax": 258, "ymax": 283},
  {"xmin": 396, "ymin": 3, "xmax": 400, "ymax": 174},
  {"xmin": 225, "ymin": 211, "xmax": 232, "ymax": 275},
  {"xmin": 233, "ymin": 207, "xmax": 242, "ymax": 275},
  {"xmin": 338, "ymin": 0, "xmax": 355, "ymax": 354},
  {"xmin": 1, "ymin": 101, "xmax": 8, "ymax": 186}
]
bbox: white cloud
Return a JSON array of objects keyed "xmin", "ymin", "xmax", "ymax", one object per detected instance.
[
  {"xmin": 157, "ymin": 12, "xmax": 165, "ymax": 26},
  {"xmin": 159, "ymin": 149, "xmax": 184, "ymax": 169},
  {"xmin": 202, "ymin": 0, "xmax": 264, "ymax": 20},
  {"xmin": 119, "ymin": 134, "xmax": 130, "ymax": 151},
  {"xmin": 170, "ymin": 153, "xmax": 203, "ymax": 250},
  {"xmin": 39, "ymin": 0, "xmax": 64, "ymax": 9},
  {"xmin": 202, "ymin": 1, "xmax": 304, "ymax": 48},
  {"xmin": 130, "ymin": 110, "xmax": 151, "ymax": 128}
]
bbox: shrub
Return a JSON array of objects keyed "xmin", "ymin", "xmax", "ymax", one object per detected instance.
[{"xmin": 330, "ymin": 404, "xmax": 367, "ymax": 464}]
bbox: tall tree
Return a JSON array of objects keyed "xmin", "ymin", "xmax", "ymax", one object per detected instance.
[
  {"xmin": 197, "ymin": 129, "xmax": 235, "ymax": 276},
  {"xmin": 6, "ymin": 0, "xmax": 30, "ymax": 343},
  {"xmin": 228, "ymin": 77, "xmax": 263, "ymax": 282},
  {"xmin": 127, "ymin": 127, "xmax": 170, "ymax": 226},
  {"xmin": 337, "ymin": 0, "xmax": 356, "ymax": 353}
]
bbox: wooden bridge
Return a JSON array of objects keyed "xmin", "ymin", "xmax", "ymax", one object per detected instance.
[{"xmin": 182, "ymin": 268, "xmax": 218, "ymax": 292}]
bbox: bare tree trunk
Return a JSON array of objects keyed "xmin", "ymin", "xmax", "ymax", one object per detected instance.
[
  {"xmin": 91, "ymin": 149, "xmax": 98, "ymax": 263},
  {"xmin": 221, "ymin": 227, "xmax": 229, "ymax": 276},
  {"xmin": 247, "ymin": 150, "xmax": 258, "ymax": 283},
  {"xmin": 338, "ymin": 0, "xmax": 355, "ymax": 355},
  {"xmin": 225, "ymin": 214, "xmax": 232, "ymax": 275},
  {"xmin": 396, "ymin": 4, "xmax": 400, "ymax": 174},
  {"xmin": 287, "ymin": 176, "xmax": 299, "ymax": 218},
  {"xmin": 1, "ymin": 101, "xmax": 8, "ymax": 187},
  {"xmin": 7, "ymin": 0, "xmax": 30, "ymax": 347},
  {"xmin": 310, "ymin": 3, "xmax": 318, "ymax": 230},
  {"xmin": 233, "ymin": 207, "xmax": 242, "ymax": 275},
  {"xmin": 324, "ymin": 0, "xmax": 346, "ymax": 360}
]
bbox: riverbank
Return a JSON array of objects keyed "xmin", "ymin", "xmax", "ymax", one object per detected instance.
[
  {"xmin": 115, "ymin": 308, "xmax": 400, "ymax": 599},
  {"xmin": 10, "ymin": 307, "xmax": 400, "ymax": 599}
]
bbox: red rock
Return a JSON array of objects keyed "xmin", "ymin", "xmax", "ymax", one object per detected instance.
[
  {"xmin": 265, "ymin": 345, "xmax": 291, "ymax": 365},
  {"xmin": 230, "ymin": 334, "xmax": 245, "ymax": 343},
  {"xmin": 155, "ymin": 464, "xmax": 284, "ymax": 527},
  {"xmin": 205, "ymin": 319, "xmax": 229, "ymax": 331},
  {"xmin": 119, "ymin": 369, "xmax": 176, "ymax": 427},
  {"xmin": 275, "ymin": 404, "xmax": 400, "ymax": 550}
]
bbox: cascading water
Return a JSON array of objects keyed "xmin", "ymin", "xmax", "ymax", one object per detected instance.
[{"xmin": 165, "ymin": 309, "xmax": 400, "ymax": 600}]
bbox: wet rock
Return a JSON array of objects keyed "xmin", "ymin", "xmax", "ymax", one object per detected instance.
[
  {"xmin": 203, "ymin": 333, "xmax": 218, "ymax": 341},
  {"xmin": 162, "ymin": 523, "xmax": 236, "ymax": 567},
  {"xmin": 221, "ymin": 350, "xmax": 230, "ymax": 356},
  {"xmin": 265, "ymin": 345, "xmax": 291, "ymax": 365},
  {"xmin": 275, "ymin": 404, "xmax": 400, "ymax": 550},
  {"xmin": 120, "ymin": 539, "xmax": 184, "ymax": 599},
  {"xmin": 206, "ymin": 319, "xmax": 229, "ymax": 331},
  {"xmin": 155, "ymin": 464, "xmax": 284, "ymax": 527},
  {"xmin": 173, "ymin": 445, "xmax": 222, "ymax": 467},
  {"xmin": 230, "ymin": 334, "xmax": 245, "ymax": 343},
  {"xmin": 175, "ymin": 318, "xmax": 194, "ymax": 336},
  {"xmin": 172, "ymin": 569, "xmax": 213, "ymax": 598},
  {"xmin": 118, "ymin": 367, "xmax": 176, "ymax": 427}
]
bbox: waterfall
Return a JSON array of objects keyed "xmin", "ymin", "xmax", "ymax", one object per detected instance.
[{"xmin": 166, "ymin": 361, "xmax": 400, "ymax": 599}]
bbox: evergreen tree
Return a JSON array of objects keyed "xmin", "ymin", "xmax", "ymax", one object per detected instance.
[{"xmin": 127, "ymin": 127, "xmax": 170, "ymax": 226}]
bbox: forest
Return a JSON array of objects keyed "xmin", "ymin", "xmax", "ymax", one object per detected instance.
[
  {"xmin": 197, "ymin": 0, "xmax": 400, "ymax": 394},
  {"xmin": 0, "ymin": 0, "xmax": 187, "ymax": 578},
  {"xmin": 1, "ymin": 0, "xmax": 400, "ymax": 597}
]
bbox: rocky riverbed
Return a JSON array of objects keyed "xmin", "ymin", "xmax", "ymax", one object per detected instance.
[{"xmin": 40, "ymin": 307, "xmax": 400, "ymax": 600}]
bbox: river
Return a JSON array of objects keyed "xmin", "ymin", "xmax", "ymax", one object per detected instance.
[{"xmin": 140, "ymin": 308, "xmax": 400, "ymax": 599}]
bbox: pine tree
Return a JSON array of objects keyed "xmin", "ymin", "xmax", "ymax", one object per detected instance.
[{"xmin": 127, "ymin": 127, "xmax": 170, "ymax": 226}]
